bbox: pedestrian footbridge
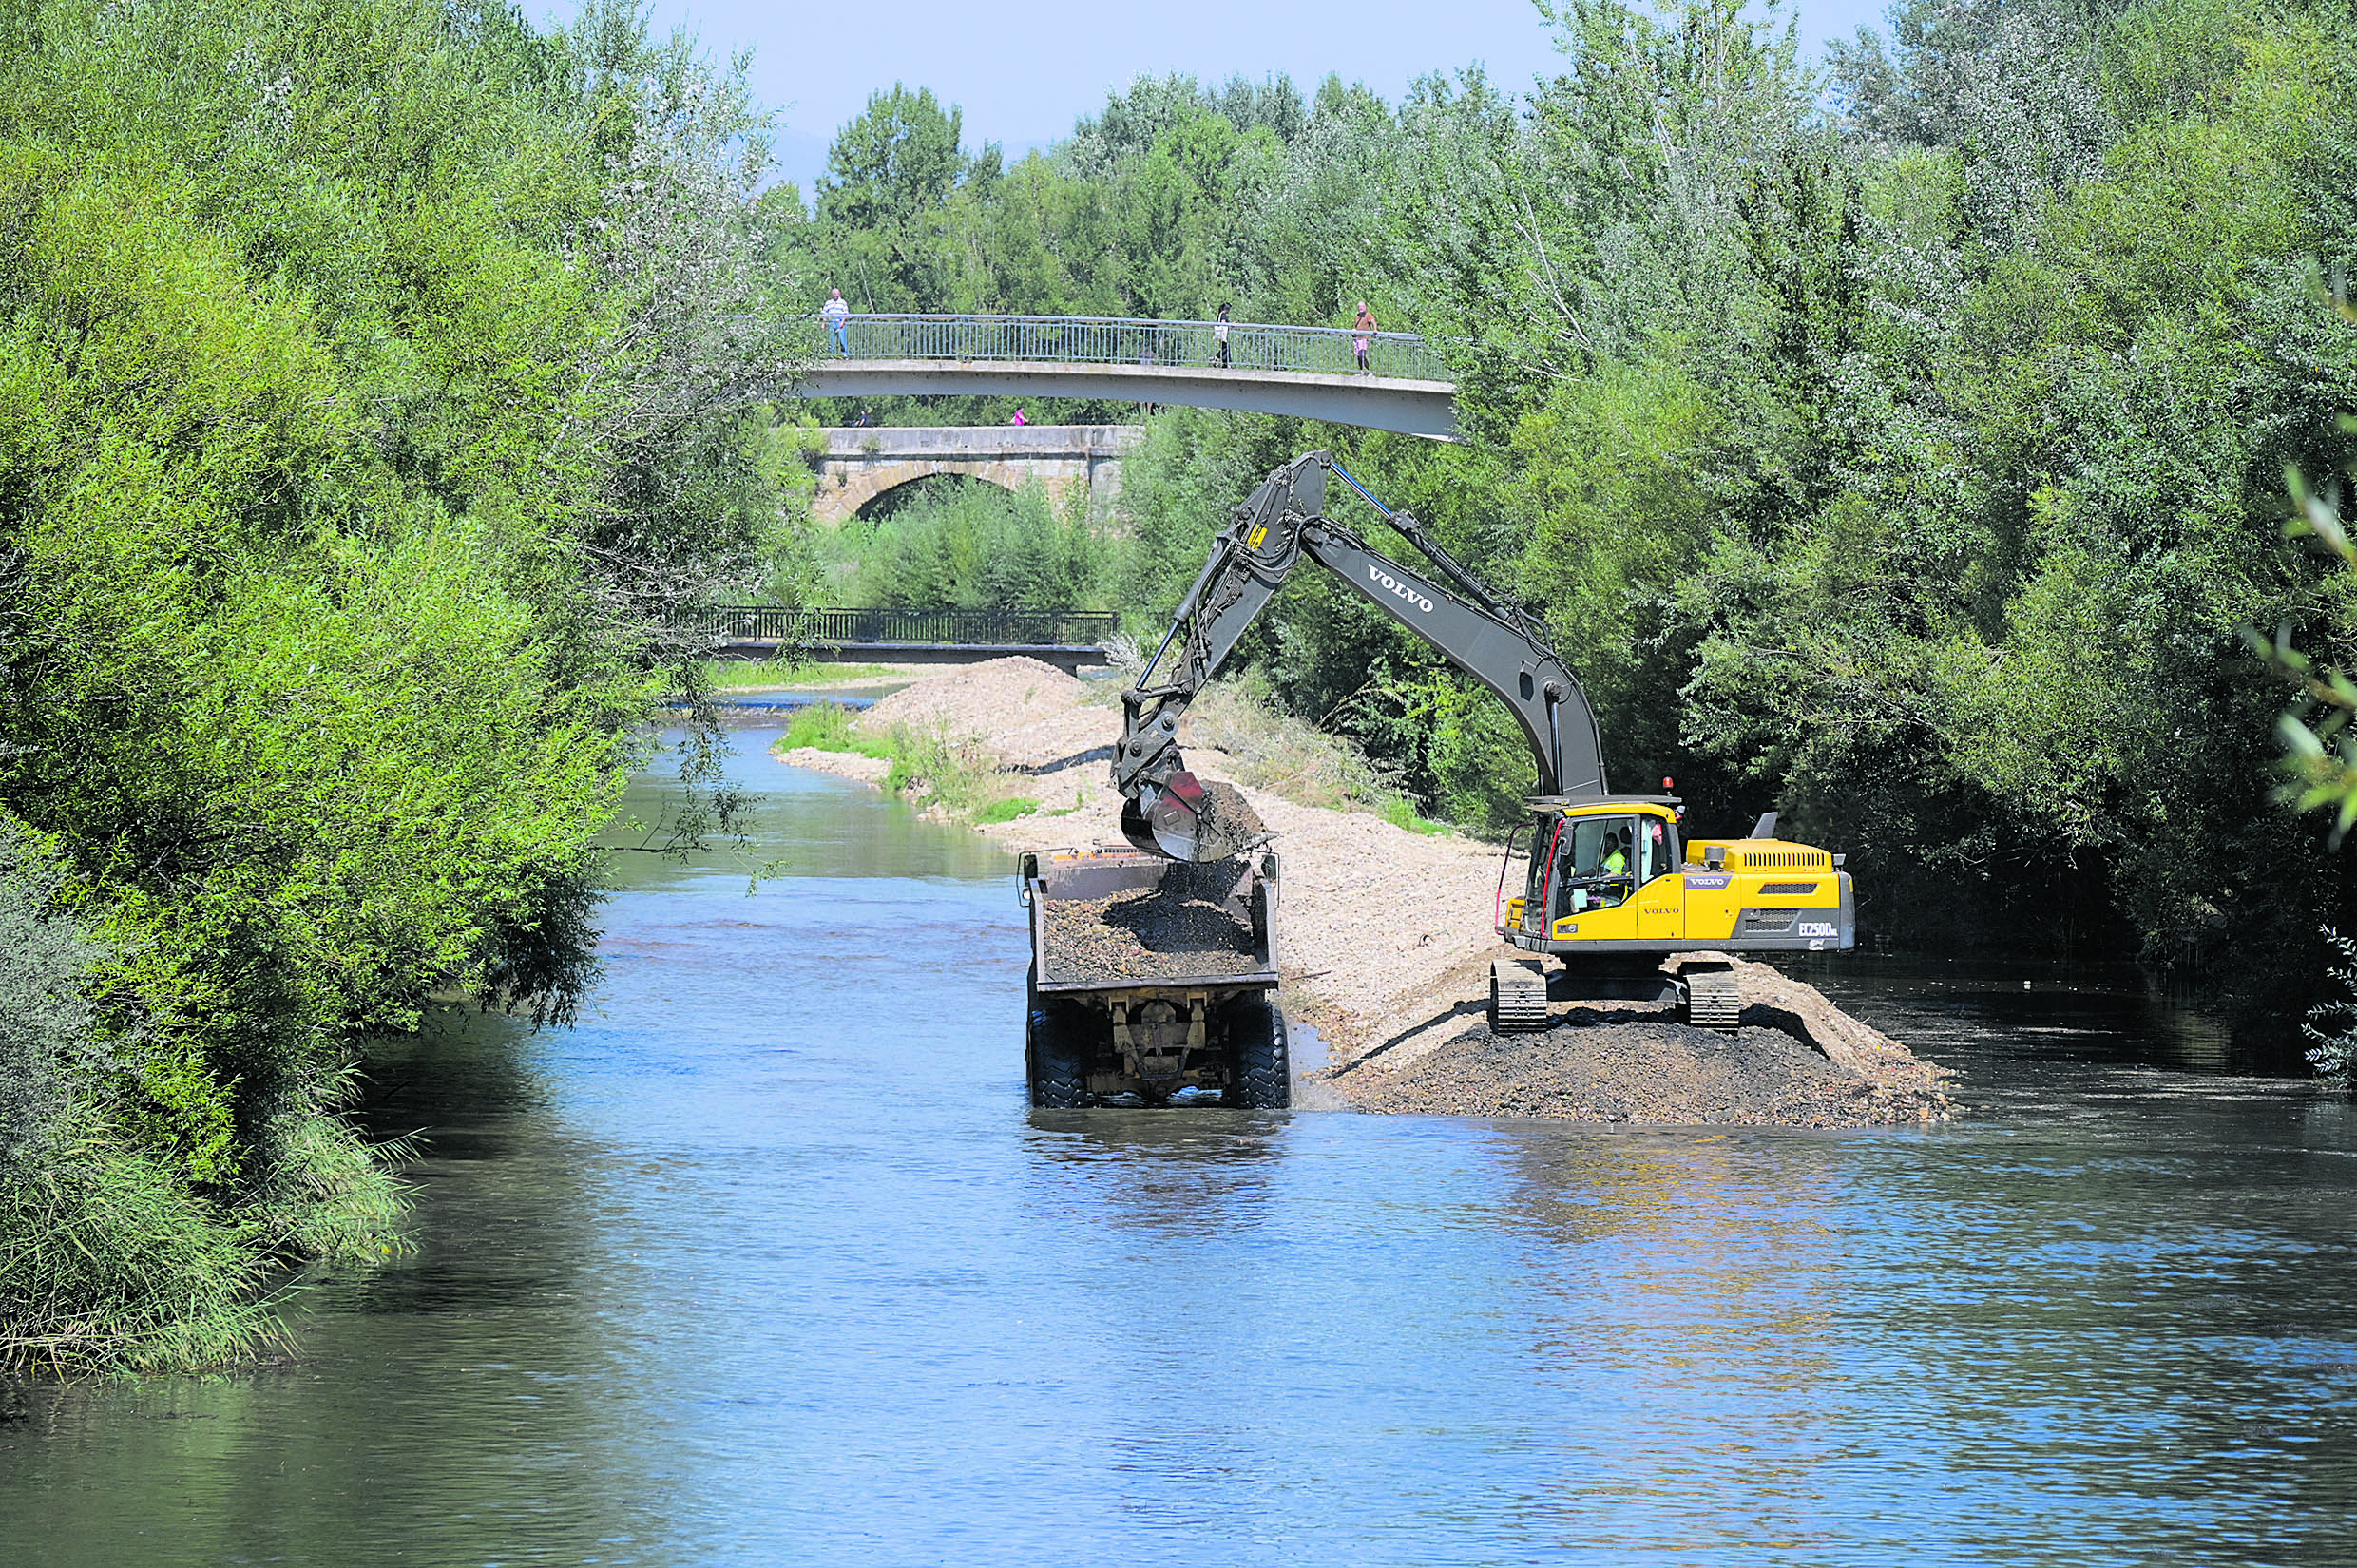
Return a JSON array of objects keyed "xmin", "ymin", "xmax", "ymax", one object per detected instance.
[{"xmin": 797, "ymin": 315, "xmax": 1458, "ymax": 441}]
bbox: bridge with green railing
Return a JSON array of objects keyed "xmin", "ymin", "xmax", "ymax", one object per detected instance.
[{"xmin": 795, "ymin": 315, "xmax": 1459, "ymax": 440}]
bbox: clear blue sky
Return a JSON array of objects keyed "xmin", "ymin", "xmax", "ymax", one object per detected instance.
[{"xmin": 608, "ymin": 0, "xmax": 1895, "ymax": 194}]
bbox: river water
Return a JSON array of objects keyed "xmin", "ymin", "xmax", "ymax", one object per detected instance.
[{"xmin": 5, "ymin": 727, "xmax": 2356, "ymax": 1566}]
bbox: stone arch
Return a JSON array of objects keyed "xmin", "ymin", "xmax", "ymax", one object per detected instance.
[
  {"xmin": 810, "ymin": 455, "xmax": 1094, "ymax": 524},
  {"xmin": 851, "ymin": 468, "xmax": 1013, "ymax": 522},
  {"xmin": 814, "ymin": 460, "xmax": 1016, "ymax": 524}
]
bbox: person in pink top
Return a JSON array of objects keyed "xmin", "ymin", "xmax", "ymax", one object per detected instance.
[
  {"xmin": 1010, "ymin": 408, "xmax": 1026, "ymax": 427},
  {"xmin": 1352, "ymin": 301, "xmax": 1376, "ymax": 372}
]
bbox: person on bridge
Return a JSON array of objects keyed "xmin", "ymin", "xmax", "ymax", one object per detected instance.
[
  {"xmin": 1352, "ymin": 301, "xmax": 1377, "ymax": 372},
  {"xmin": 1011, "ymin": 407, "xmax": 1027, "ymax": 427},
  {"xmin": 821, "ymin": 287, "xmax": 851, "ymax": 354},
  {"xmin": 1215, "ymin": 302, "xmax": 1232, "ymax": 369}
]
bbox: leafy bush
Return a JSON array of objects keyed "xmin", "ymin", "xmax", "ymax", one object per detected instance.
[
  {"xmin": 0, "ymin": 814, "xmax": 103, "ymax": 1165},
  {"xmin": 2304, "ymin": 927, "xmax": 2357, "ymax": 1081},
  {"xmin": 840, "ymin": 480, "xmax": 1103, "ymax": 614}
]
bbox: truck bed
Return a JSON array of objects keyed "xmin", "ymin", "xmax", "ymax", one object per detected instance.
[{"xmin": 1026, "ymin": 851, "xmax": 1279, "ymax": 994}]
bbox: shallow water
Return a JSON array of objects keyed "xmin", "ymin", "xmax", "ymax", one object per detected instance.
[{"xmin": 5, "ymin": 730, "xmax": 2355, "ymax": 1566}]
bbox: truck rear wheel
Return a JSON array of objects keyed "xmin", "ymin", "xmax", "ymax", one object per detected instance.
[
  {"xmin": 1225, "ymin": 995, "xmax": 1291, "ymax": 1109},
  {"xmin": 1026, "ymin": 969, "xmax": 1090, "ymax": 1108}
]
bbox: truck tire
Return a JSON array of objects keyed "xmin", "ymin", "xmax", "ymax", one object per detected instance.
[
  {"xmin": 1026, "ymin": 969, "xmax": 1090, "ymax": 1108},
  {"xmin": 1226, "ymin": 995, "xmax": 1292, "ymax": 1109}
]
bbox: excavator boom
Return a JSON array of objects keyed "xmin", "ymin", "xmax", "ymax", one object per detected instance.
[{"xmin": 1115, "ymin": 451, "xmax": 1605, "ymax": 860}]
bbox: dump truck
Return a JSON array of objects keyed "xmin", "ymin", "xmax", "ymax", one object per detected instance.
[
  {"xmin": 1109, "ymin": 449, "xmax": 1854, "ymax": 1039},
  {"xmin": 1019, "ymin": 847, "xmax": 1291, "ymax": 1108}
]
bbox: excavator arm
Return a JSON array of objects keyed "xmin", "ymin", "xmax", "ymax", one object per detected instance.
[{"xmin": 1115, "ymin": 450, "xmax": 1607, "ymax": 860}]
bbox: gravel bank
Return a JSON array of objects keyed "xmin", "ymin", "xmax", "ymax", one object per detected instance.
[
  {"xmin": 1349, "ymin": 1020, "xmax": 1858, "ymax": 1124},
  {"xmin": 775, "ymin": 658, "xmax": 1956, "ymax": 1126}
]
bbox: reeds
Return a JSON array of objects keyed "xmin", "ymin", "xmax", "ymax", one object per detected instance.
[{"xmin": 0, "ymin": 1129, "xmax": 278, "ymax": 1376}]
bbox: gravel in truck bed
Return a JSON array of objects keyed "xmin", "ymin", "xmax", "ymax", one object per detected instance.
[{"xmin": 1043, "ymin": 862, "xmax": 1262, "ymax": 983}]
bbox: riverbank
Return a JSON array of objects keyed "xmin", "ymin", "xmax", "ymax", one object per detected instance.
[{"xmin": 774, "ymin": 657, "xmax": 1953, "ymax": 1126}]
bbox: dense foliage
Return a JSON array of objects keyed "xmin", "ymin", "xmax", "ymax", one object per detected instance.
[
  {"xmin": 780, "ymin": 0, "xmax": 2357, "ymax": 1035},
  {"xmin": 0, "ymin": 0, "xmax": 795, "ymax": 1369},
  {"xmin": 826, "ymin": 479, "xmax": 1102, "ymax": 615}
]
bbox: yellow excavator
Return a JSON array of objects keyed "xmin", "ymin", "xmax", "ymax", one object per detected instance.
[{"xmin": 1112, "ymin": 450, "xmax": 1853, "ymax": 1033}]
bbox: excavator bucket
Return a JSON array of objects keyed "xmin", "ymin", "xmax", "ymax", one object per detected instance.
[{"xmin": 1121, "ymin": 772, "xmax": 1266, "ymax": 861}]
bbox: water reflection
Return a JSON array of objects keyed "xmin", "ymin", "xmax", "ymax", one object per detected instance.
[
  {"xmin": 0, "ymin": 1005, "xmax": 660, "ymax": 1564},
  {"xmin": 1483, "ymin": 1127, "xmax": 1847, "ymax": 1557},
  {"xmin": 1792, "ymin": 951, "xmax": 2254, "ymax": 1078}
]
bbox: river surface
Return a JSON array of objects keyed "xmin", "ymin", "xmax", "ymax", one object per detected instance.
[{"xmin": 5, "ymin": 727, "xmax": 2356, "ymax": 1566}]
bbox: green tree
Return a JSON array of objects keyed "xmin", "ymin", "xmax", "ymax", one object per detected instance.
[{"xmin": 0, "ymin": 0, "xmax": 796, "ymax": 1371}]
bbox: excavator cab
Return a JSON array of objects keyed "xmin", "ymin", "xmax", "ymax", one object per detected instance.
[
  {"xmin": 1501, "ymin": 799, "xmax": 1854, "ymax": 959},
  {"xmin": 1546, "ymin": 811, "xmax": 1677, "ymax": 916},
  {"xmin": 1509, "ymin": 800, "xmax": 1682, "ymax": 939}
]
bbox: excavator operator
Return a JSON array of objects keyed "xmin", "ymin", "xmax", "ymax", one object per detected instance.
[{"xmin": 1554, "ymin": 821, "xmax": 1635, "ymax": 918}]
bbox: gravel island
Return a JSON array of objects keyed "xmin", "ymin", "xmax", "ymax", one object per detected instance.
[{"xmin": 776, "ymin": 658, "xmax": 1955, "ymax": 1127}]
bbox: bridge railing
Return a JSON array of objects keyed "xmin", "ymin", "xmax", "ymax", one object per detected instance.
[
  {"xmin": 684, "ymin": 605, "xmax": 1121, "ymax": 647},
  {"xmin": 805, "ymin": 314, "xmax": 1450, "ymax": 383}
]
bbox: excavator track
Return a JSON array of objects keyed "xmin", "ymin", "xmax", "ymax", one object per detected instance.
[
  {"xmin": 1677, "ymin": 961, "xmax": 1743, "ymax": 1032},
  {"xmin": 1488, "ymin": 960, "xmax": 1550, "ymax": 1033}
]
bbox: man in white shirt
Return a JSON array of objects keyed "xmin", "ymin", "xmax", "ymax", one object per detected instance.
[{"xmin": 821, "ymin": 288, "xmax": 851, "ymax": 354}]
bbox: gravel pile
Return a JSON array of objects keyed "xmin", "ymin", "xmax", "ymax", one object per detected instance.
[
  {"xmin": 1343, "ymin": 1014, "xmax": 1945, "ymax": 1128},
  {"xmin": 860, "ymin": 657, "xmax": 1104, "ymax": 771},
  {"xmin": 1044, "ymin": 865, "xmax": 1262, "ymax": 983}
]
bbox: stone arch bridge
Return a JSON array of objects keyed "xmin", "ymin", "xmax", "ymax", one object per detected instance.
[{"xmin": 810, "ymin": 425, "xmax": 1143, "ymax": 524}]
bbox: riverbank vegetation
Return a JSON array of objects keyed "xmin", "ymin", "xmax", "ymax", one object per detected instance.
[
  {"xmin": 773, "ymin": 0, "xmax": 2357, "ymax": 1039},
  {"xmin": 0, "ymin": 0, "xmax": 797, "ymax": 1372},
  {"xmin": 776, "ymin": 704, "xmax": 1040, "ymax": 823}
]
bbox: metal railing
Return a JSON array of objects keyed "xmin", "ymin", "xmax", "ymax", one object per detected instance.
[
  {"xmin": 803, "ymin": 313, "xmax": 1451, "ymax": 383},
  {"xmin": 686, "ymin": 605, "xmax": 1121, "ymax": 647}
]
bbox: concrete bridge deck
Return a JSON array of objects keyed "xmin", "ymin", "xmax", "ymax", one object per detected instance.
[
  {"xmin": 798, "ymin": 359, "xmax": 1457, "ymax": 441},
  {"xmin": 790, "ymin": 315, "xmax": 1459, "ymax": 439}
]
